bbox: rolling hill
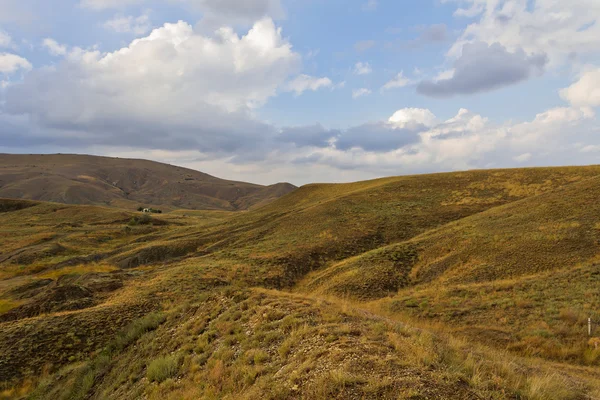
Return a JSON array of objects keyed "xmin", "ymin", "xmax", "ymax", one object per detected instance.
[
  {"xmin": 2, "ymin": 165, "xmax": 600, "ymax": 399},
  {"xmin": 0, "ymin": 154, "xmax": 296, "ymax": 211}
]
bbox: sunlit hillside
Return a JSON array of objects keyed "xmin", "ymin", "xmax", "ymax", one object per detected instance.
[{"xmin": 2, "ymin": 166, "xmax": 600, "ymax": 399}]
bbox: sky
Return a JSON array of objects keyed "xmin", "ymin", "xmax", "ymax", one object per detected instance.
[{"xmin": 0, "ymin": 0, "xmax": 600, "ymax": 185}]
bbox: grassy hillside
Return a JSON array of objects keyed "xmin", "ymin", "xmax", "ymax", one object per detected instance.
[
  {"xmin": 0, "ymin": 154, "xmax": 296, "ymax": 211},
  {"xmin": 11, "ymin": 263, "xmax": 600, "ymax": 400},
  {"xmin": 293, "ymin": 172, "xmax": 600, "ymax": 367},
  {"xmin": 300, "ymin": 173, "xmax": 600, "ymax": 299},
  {"xmin": 181, "ymin": 166, "xmax": 600, "ymax": 287},
  {"xmin": 2, "ymin": 165, "xmax": 600, "ymax": 399}
]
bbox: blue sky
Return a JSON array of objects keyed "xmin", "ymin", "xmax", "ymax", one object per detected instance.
[{"xmin": 1, "ymin": 0, "xmax": 600, "ymax": 185}]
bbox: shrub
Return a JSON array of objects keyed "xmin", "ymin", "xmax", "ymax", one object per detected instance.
[
  {"xmin": 147, "ymin": 354, "xmax": 179, "ymax": 383},
  {"xmin": 128, "ymin": 214, "xmax": 153, "ymax": 226},
  {"xmin": 109, "ymin": 312, "xmax": 166, "ymax": 353}
]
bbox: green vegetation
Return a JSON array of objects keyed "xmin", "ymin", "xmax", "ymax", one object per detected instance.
[
  {"xmin": 109, "ymin": 312, "xmax": 166, "ymax": 353},
  {"xmin": 129, "ymin": 214, "xmax": 153, "ymax": 226},
  {"xmin": 147, "ymin": 355, "xmax": 180, "ymax": 383},
  {"xmin": 2, "ymin": 165, "xmax": 600, "ymax": 399}
]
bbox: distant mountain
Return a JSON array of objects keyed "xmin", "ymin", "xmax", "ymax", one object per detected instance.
[{"xmin": 0, "ymin": 154, "xmax": 296, "ymax": 211}]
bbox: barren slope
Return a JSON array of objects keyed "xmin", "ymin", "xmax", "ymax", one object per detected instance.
[{"xmin": 0, "ymin": 154, "xmax": 296, "ymax": 211}]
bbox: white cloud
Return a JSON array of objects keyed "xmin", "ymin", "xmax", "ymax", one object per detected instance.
[
  {"xmin": 531, "ymin": 106, "xmax": 595, "ymax": 125},
  {"xmin": 0, "ymin": 53, "xmax": 31, "ymax": 74},
  {"xmin": 446, "ymin": 0, "xmax": 600, "ymax": 68},
  {"xmin": 285, "ymin": 74, "xmax": 332, "ymax": 96},
  {"xmin": 42, "ymin": 38, "xmax": 67, "ymax": 56},
  {"xmin": 560, "ymin": 67, "xmax": 600, "ymax": 108},
  {"xmin": 306, "ymin": 104, "xmax": 597, "ymax": 179},
  {"xmin": 382, "ymin": 71, "xmax": 412, "ymax": 91},
  {"xmin": 388, "ymin": 108, "xmax": 437, "ymax": 128},
  {"xmin": 353, "ymin": 62, "xmax": 372, "ymax": 75},
  {"xmin": 3, "ymin": 18, "xmax": 299, "ymax": 153},
  {"xmin": 425, "ymin": 1, "xmax": 600, "ymax": 97},
  {"xmin": 104, "ymin": 13, "xmax": 152, "ymax": 35},
  {"xmin": 352, "ymin": 88, "xmax": 371, "ymax": 99}
]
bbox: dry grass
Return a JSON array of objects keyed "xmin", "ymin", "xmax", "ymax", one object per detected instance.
[
  {"xmin": 3, "ymin": 165, "xmax": 600, "ymax": 399},
  {"xmin": 147, "ymin": 355, "xmax": 180, "ymax": 383}
]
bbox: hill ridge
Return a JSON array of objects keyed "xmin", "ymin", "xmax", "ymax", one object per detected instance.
[{"xmin": 0, "ymin": 153, "xmax": 296, "ymax": 211}]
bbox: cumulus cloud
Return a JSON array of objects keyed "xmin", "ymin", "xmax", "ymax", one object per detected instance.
[
  {"xmin": 103, "ymin": 13, "xmax": 152, "ymax": 35},
  {"xmin": 352, "ymin": 88, "xmax": 371, "ymax": 99},
  {"xmin": 0, "ymin": 53, "xmax": 31, "ymax": 74},
  {"xmin": 560, "ymin": 67, "xmax": 600, "ymax": 108},
  {"xmin": 301, "ymin": 104, "xmax": 597, "ymax": 181},
  {"xmin": 42, "ymin": 38, "xmax": 67, "ymax": 56},
  {"xmin": 417, "ymin": 41, "xmax": 547, "ymax": 97},
  {"xmin": 388, "ymin": 108, "xmax": 437, "ymax": 128},
  {"xmin": 382, "ymin": 71, "xmax": 412, "ymax": 91},
  {"xmin": 3, "ymin": 18, "xmax": 299, "ymax": 153},
  {"xmin": 422, "ymin": 0, "xmax": 600, "ymax": 97},
  {"xmin": 445, "ymin": 0, "xmax": 600, "ymax": 67},
  {"xmin": 353, "ymin": 62, "xmax": 372, "ymax": 75},
  {"xmin": 285, "ymin": 74, "xmax": 333, "ymax": 96}
]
